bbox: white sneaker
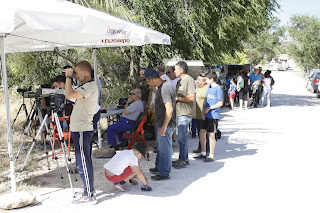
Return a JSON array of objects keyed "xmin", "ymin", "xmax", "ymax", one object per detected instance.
[{"xmin": 72, "ymin": 194, "xmax": 97, "ymax": 205}]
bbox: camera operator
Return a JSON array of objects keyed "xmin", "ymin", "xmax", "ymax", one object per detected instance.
[{"xmin": 63, "ymin": 61, "xmax": 98, "ymax": 205}]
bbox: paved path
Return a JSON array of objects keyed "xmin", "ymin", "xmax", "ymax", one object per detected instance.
[{"xmin": 10, "ymin": 70, "xmax": 320, "ymax": 213}]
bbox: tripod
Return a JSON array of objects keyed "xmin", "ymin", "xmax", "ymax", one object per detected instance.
[
  {"xmin": 12, "ymin": 94, "xmax": 29, "ymax": 127},
  {"xmin": 16, "ymin": 96, "xmax": 77, "ymax": 197}
]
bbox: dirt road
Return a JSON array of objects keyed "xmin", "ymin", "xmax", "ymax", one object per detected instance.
[{"xmin": 7, "ymin": 69, "xmax": 320, "ymax": 213}]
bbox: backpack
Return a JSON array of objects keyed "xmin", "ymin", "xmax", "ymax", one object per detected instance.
[
  {"xmin": 271, "ymin": 77, "xmax": 275, "ymax": 86},
  {"xmin": 239, "ymin": 77, "xmax": 244, "ymax": 88}
]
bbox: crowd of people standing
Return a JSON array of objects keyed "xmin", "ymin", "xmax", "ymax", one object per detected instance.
[{"xmin": 61, "ymin": 60, "xmax": 275, "ymax": 205}]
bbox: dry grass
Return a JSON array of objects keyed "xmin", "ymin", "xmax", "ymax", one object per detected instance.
[{"xmin": 0, "ymin": 90, "xmax": 44, "ymax": 195}]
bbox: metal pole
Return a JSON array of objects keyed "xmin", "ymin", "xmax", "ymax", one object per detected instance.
[
  {"xmin": 92, "ymin": 48, "xmax": 103, "ymax": 148},
  {"xmin": 1, "ymin": 35, "xmax": 16, "ymax": 192}
]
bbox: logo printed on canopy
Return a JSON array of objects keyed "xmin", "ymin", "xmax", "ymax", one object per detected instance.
[{"xmin": 106, "ymin": 27, "xmax": 127, "ymax": 35}]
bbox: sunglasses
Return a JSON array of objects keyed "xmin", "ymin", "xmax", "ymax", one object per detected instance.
[{"xmin": 199, "ymin": 73, "xmax": 206, "ymax": 77}]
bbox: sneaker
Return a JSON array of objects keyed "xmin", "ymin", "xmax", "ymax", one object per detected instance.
[
  {"xmin": 114, "ymin": 182, "xmax": 127, "ymax": 192},
  {"xmin": 149, "ymin": 167, "xmax": 158, "ymax": 174},
  {"xmin": 172, "ymin": 160, "xmax": 188, "ymax": 169},
  {"xmin": 203, "ymin": 156, "xmax": 215, "ymax": 162},
  {"xmin": 192, "ymin": 148, "xmax": 201, "ymax": 153},
  {"xmin": 72, "ymin": 194, "xmax": 97, "ymax": 205},
  {"xmin": 172, "ymin": 159, "xmax": 190, "ymax": 165},
  {"xmin": 194, "ymin": 154, "xmax": 206, "ymax": 160},
  {"xmin": 153, "ymin": 147, "xmax": 158, "ymax": 153},
  {"xmin": 151, "ymin": 174, "xmax": 170, "ymax": 181}
]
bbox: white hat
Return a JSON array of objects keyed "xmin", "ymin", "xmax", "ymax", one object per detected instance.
[{"xmin": 130, "ymin": 88, "xmax": 142, "ymax": 98}]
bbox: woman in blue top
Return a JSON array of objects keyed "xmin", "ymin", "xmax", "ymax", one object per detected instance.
[{"xmin": 196, "ymin": 72, "xmax": 223, "ymax": 162}]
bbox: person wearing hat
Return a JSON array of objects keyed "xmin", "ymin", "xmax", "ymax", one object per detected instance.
[
  {"xmin": 104, "ymin": 143, "xmax": 151, "ymax": 192},
  {"xmin": 144, "ymin": 68, "xmax": 176, "ymax": 181},
  {"xmin": 107, "ymin": 88, "xmax": 144, "ymax": 149}
]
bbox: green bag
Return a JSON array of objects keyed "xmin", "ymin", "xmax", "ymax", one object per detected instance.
[{"xmin": 239, "ymin": 77, "xmax": 244, "ymax": 88}]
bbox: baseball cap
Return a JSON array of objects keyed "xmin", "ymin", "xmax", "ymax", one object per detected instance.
[
  {"xmin": 130, "ymin": 88, "xmax": 142, "ymax": 98},
  {"xmin": 134, "ymin": 143, "xmax": 147, "ymax": 159},
  {"xmin": 144, "ymin": 68, "xmax": 160, "ymax": 78}
]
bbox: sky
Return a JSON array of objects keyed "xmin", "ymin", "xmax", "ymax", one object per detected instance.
[{"xmin": 274, "ymin": 0, "xmax": 320, "ymax": 26}]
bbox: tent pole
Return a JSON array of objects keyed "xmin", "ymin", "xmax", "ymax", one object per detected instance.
[
  {"xmin": 1, "ymin": 35, "xmax": 16, "ymax": 193},
  {"xmin": 92, "ymin": 48, "xmax": 102, "ymax": 148}
]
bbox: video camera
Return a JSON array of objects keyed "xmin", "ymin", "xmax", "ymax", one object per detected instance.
[
  {"xmin": 17, "ymin": 86, "xmax": 32, "ymax": 94},
  {"xmin": 23, "ymin": 88, "xmax": 65, "ymax": 99},
  {"xmin": 118, "ymin": 97, "xmax": 128, "ymax": 109}
]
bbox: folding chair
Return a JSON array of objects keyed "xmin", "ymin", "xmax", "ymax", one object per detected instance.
[
  {"xmin": 51, "ymin": 116, "xmax": 74, "ymax": 159},
  {"xmin": 122, "ymin": 111, "xmax": 150, "ymax": 160}
]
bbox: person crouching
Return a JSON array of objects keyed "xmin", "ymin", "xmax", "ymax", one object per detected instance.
[{"xmin": 103, "ymin": 143, "xmax": 152, "ymax": 192}]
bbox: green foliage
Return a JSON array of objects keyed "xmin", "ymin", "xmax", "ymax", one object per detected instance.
[
  {"xmin": 221, "ymin": 51, "xmax": 248, "ymax": 65},
  {"xmin": 244, "ymin": 17, "xmax": 285, "ymax": 66},
  {"xmin": 131, "ymin": 0, "xmax": 280, "ymax": 65},
  {"xmin": 6, "ymin": 52, "xmax": 60, "ymax": 88},
  {"xmin": 287, "ymin": 15, "xmax": 320, "ymax": 71}
]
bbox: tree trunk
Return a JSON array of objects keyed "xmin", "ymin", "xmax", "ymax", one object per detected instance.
[{"xmin": 129, "ymin": 47, "xmax": 142, "ymax": 87}]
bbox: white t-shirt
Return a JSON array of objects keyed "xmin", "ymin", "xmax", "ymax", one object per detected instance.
[
  {"xmin": 263, "ymin": 77, "xmax": 271, "ymax": 90},
  {"xmin": 103, "ymin": 150, "xmax": 138, "ymax": 175}
]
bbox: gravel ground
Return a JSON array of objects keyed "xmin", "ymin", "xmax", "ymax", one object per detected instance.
[{"xmin": 4, "ymin": 69, "xmax": 320, "ymax": 213}]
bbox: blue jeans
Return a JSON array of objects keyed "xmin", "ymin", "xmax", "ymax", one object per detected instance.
[
  {"xmin": 107, "ymin": 117, "xmax": 134, "ymax": 145},
  {"xmin": 155, "ymin": 127, "xmax": 174, "ymax": 176},
  {"xmin": 177, "ymin": 116, "xmax": 192, "ymax": 162},
  {"xmin": 260, "ymin": 89, "xmax": 271, "ymax": 107}
]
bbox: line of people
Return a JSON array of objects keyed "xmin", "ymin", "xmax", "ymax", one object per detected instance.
[{"xmin": 227, "ymin": 67, "xmax": 275, "ymax": 110}]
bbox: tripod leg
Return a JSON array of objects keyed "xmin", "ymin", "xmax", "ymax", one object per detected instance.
[
  {"xmin": 12, "ymin": 104, "xmax": 24, "ymax": 127},
  {"xmin": 23, "ymin": 103, "xmax": 28, "ymax": 121},
  {"xmin": 53, "ymin": 113, "xmax": 76, "ymax": 197},
  {"xmin": 42, "ymin": 130, "xmax": 50, "ymax": 171},
  {"xmin": 16, "ymin": 114, "xmax": 48, "ymax": 181},
  {"xmin": 43, "ymin": 121, "xmax": 64, "ymax": 179},
  {"xmin": 15, "ymin": 104, "xmax": 37, "ymax": 163}
]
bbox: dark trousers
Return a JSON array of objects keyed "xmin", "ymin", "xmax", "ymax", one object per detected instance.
[{"xmin": 71, "ymin": 131, "xmax": 94, "ymax": 197}]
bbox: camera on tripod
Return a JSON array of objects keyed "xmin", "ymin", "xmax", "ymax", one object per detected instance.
[
  {"xmin": 17, "ymin": 86, "xmax": 32, "ymax": 94},
  {"xmin": 23, "ymin": 88, "xmax": 65, "ymax": 99}
]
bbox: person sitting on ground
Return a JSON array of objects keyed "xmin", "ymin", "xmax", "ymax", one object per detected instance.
[
  {"xmin": 103, "ymin": 143, "xmax": 151, "ymax": 192},
  {"xmin": 107, "ymin": 89, "xmax": 144, "ymax": 150}
]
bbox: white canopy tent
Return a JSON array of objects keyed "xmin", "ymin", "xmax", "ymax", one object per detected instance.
[{"xmin": 0, "ymin": 0, "xmax": 170, "ymax": 193}]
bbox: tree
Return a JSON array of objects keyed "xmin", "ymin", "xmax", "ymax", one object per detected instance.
[
  {"xmin": 243, "ymin": 17, "xmax": 285, "ymax": 66},
  {"xmin": 287, "ymin": 15, "xmax": 320, "ymax": 71}
]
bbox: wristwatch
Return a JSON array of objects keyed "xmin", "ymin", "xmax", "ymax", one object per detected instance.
[{"xmin": 66, "ymin": 75, "xmax": 73, "ymax": 79}]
